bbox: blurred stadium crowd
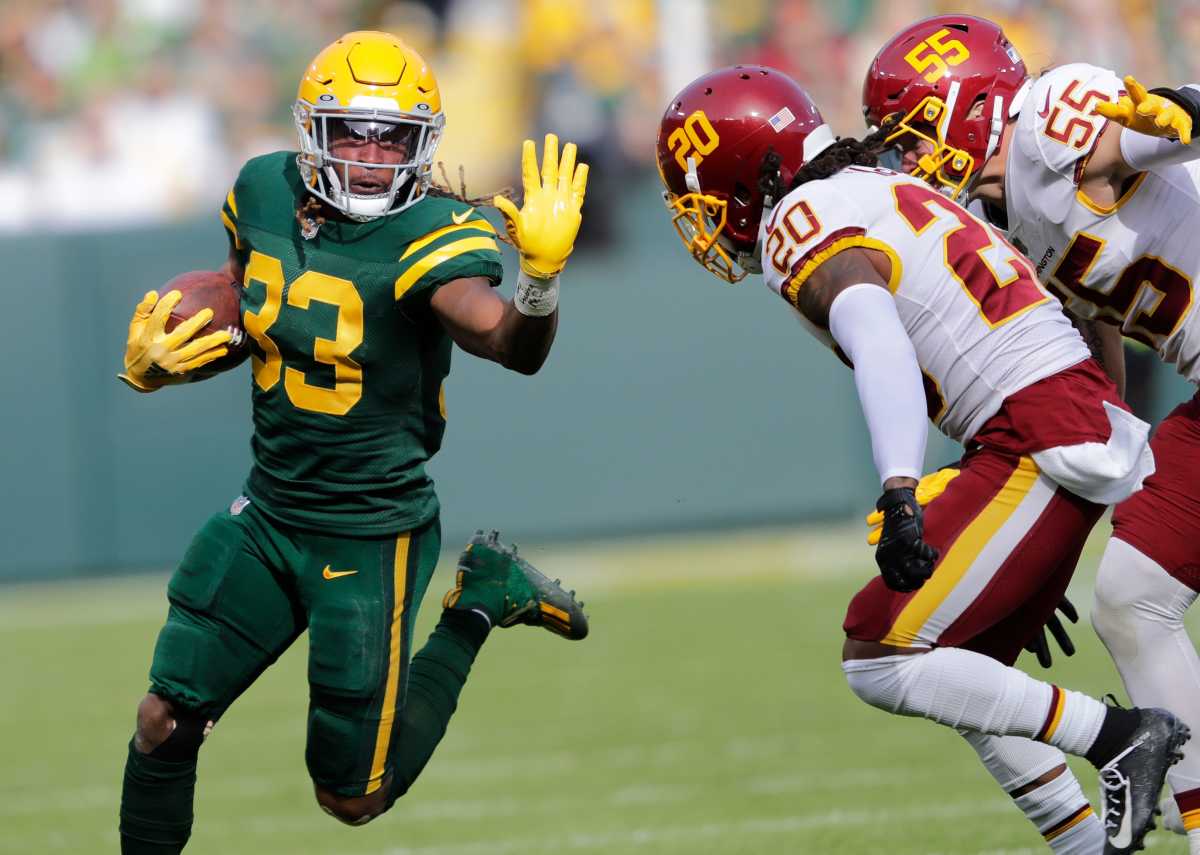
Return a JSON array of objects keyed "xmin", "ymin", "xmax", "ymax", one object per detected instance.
[{"xmin": 5, "ymin": 0, "xmax": 1200, "ymax": 233}]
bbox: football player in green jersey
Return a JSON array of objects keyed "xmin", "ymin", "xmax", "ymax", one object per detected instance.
[{"xmin": 116, "ymin": 31, "xmax": 590, "ymax": 853}]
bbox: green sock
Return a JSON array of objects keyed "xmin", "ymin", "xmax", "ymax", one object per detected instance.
[
  {"xmin": 387, "ymin": 609, "xmax": 489, "ymax": 801},
  {"xmin": 119, "ymin": 739, "xmax": 196, "ymax": 854}
]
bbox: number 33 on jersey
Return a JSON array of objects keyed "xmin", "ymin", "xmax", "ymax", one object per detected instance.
[
  {"xmin": 761, "ymin": 166, "xmax": 1091, "ymax": 444},
  {"xmin": 221, "ymin": 151, "xmax": 504, "ymax": 534}
]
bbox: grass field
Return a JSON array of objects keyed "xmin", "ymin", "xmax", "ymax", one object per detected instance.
[{"xmin": 1, "ymin": 520, "xmax": 1192, "ymax": 854}]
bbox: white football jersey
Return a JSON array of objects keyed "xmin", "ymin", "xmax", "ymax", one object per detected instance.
[
  {"xmin": 761, "ymin": 166, "xmax": 1089, "ymax": 444},
  {"xmin": 1007, "ymin": 62, "xmax": 1200, "ymax": 382}
]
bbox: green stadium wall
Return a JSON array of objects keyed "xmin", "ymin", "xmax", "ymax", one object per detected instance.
[{"xmin": 0, "ymin": 185, "xmax": 1190, "ymax": 581}]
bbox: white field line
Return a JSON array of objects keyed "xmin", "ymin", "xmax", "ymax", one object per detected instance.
[
  {"xmin": 2, "ymin": 798, "xmax": 1023, "ymax": 853},
  {"xmin": 0, "ymin": 522, "xmax": 881, "ymax": 632},
  {"xmin": 0, "ymin": 517, "xmax": 1122, "ymax": 633},
  {"xmin": 322, "ymin": 799, "xmax": 1023, "ymax": 855},
  {"xmin": 0, "ymin": 752, "xmax": 953, "ymax": 819}
]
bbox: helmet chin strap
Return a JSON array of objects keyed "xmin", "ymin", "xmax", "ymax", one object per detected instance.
[
  {"xmin": 684, "ymin": 156, "xmax": 702, "ymax": 193},
  {"xmin": 985, "ymin": 77, "xmax": 1031, "ymax": 164}
]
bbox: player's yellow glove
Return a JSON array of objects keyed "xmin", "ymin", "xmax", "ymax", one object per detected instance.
[
  {"xmin": 493, "ymin": 133, "xmax": 589, "ymax": 278},
  {"xmin": 866, "ymin": 467, "xmax": 960, "ymax": 545},
  {"xmin": 118, "ymin": 290, "xmax": 231, "ymax": 392},
  {"xmin": 1095, "ymin": 75, "xmax": 1193, "ymax": 145}
]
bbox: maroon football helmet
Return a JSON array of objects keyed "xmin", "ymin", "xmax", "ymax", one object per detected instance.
[
  {"xmin": 862, "ymin": 15, "xmax": 1029, "ymax": 198},
  {"xmin": 656, "ymin": 65, "xmax": 833, "ymax": 282}
]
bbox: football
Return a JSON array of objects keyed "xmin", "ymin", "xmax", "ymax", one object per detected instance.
[{"xmin": 162, "ymin": 270, "xmax": 250, "ymax": 377}]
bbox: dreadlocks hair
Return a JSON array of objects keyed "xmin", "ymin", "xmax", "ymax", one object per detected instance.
[
  {"xmin": 787, "ymin": 123, "xmax": 896, "ymax": 190},
  {"xmin": 757, "ymin": 146, "xmax": 785, "ymax": 204},
  {"xmin": 295, "ymin": 194, "xmax": 327, "ymax": 235},
  {"xmin": 429, "ymin": 162, "xmax": 517, "ymax": 247}
]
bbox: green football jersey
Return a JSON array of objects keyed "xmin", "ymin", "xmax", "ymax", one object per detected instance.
[{"xmin": 220, "ymin": 151, "xmax": 504, "ymax": 535}]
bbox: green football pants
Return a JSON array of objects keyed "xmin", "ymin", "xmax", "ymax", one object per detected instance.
[{"xmin": 147, "ymin": 497, "xmax": 440, "ymax": 796}]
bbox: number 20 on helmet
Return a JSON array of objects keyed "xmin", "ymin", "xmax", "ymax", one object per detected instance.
[{"xmin": 656, "ymin": 66, "xmax": 835, "ymax": 283}]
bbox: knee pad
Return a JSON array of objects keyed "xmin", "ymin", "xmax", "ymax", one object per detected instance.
[
  {"xmin": 1093, "ymin": 538, "xmax": 1192, "ymax": 648},
  {"xmin": 841, "ymin": 654, "xmax": 920, "ymax": 713},
  {"xmin": 148, "ymin": 713, "xmax": 210, "ymax": 763}
]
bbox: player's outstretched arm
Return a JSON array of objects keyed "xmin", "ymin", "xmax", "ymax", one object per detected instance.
[
  {"xmin": 799, "ymin": 249, "xmax": 937, "ymax": 592},
  {"xmin": 431, "ymin": 276, "xmax": 556, "ymax": 374},
  {"xmin": 118, "ymin": 290, "xmax": 232, "ymax": 392},
  {"xmin": 1086, "ymin": 75, "xmax": 1200, "ymax": 192},
  {"xmin": 431, "ymin": 133, "xmax": 588, "ymax": 375}
]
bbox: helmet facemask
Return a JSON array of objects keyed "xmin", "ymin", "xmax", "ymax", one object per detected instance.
[
  {"xmin": 663, "ymin": 189, "xmax": 749, "ymax": 283},
  {"xmin": 295, "ymin": 99, "xmax": 445, "ymax": 221},
  {"xmin": 878, "ymin": 95, "xmax": 974, "ymax": 202}
]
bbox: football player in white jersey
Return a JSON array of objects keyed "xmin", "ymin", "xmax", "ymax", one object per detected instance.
[
  {"xmin": 864, "ymin": 13, "xmax": 1200, "ymax": 852},
  {"xmin": 658, "ymin": 65, "xmax": 1178, "ymax": 854}
]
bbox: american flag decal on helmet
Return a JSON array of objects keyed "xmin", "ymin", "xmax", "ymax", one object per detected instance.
[{"xmin": 769, "ymin": 107, "xmax": 796, "ymax": 132}]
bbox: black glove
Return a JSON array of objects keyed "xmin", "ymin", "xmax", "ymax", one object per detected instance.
[
  {"xmin": 874, "ymin": 487, "xmax": 938, "ymax": 592},
  {"xmin": 1025, "ymin": 597, "xmax": 1078, "ymax": 668}
]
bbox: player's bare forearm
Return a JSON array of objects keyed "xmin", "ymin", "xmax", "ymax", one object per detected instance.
[
  {"xmin": 1071, "ymin": 312, "xmax": 1126, "ymax": 398},
  {"xmin": 1079, "ymin": 121, "xmax": 1141, "ymax": 204},
  {"xmin": 493, "ymin": 301, "xmax": 557, "ymax": 374},
  {"xmin": 431, "ymin": 275, "xmax": 556, "ymax": 374}
]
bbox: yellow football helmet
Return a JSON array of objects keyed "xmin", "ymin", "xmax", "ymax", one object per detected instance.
[{"xmin": 294, "ymin": 31, "xmax": 444, "ymax": 220}]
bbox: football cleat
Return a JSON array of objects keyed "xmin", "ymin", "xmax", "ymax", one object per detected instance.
[
  {"xmin": 1099, "ymin": 708, "xmax": 1190, "ymax": 853},
  {"xmin": 442, "ymin": 530, "xmax": 588, "ymax": 640}
]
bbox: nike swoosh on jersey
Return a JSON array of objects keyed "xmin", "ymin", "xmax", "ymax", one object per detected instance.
[
  {"xmin": 1037, "ymin": 88, "xmax": 1052, "ymax": 119},
  {"xmin": 451, "ymin": 207, "xmax": 476, "ymax": 225},
  {"xmin": 322, "ymin": 565, "xmax": 358, "ymax": 580}
]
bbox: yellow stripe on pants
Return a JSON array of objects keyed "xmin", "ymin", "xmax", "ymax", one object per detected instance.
[
  {"xmin": 881, "ymin": 458, "xmax": 1040, "ymax": 648},
  {"xmin": 365, "ymin": 533, "xmax": 411, "ymax": 795}
]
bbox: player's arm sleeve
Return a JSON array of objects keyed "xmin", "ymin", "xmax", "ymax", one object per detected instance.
[
  {"xmin": 395, "ymin": 214, "xmax": 504, "ymax": 301},
  {"xmin": 828, "ymin": 283, "xmax": 927, "ymax": 485}
]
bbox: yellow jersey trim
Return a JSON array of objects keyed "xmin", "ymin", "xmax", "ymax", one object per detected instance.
[
  {"xmin": 400, "ymin": 219, "xmax": 498, "ymax": 262},
  {"xmin": 365, "ymin": 533, "xmax": 411, "ymax": 795},
  {"xmin": 220, "ymin": 210, "xmax": 243, "ymax": 250},
  {"xmin": 1075, "ymin": 171, "xmax": 1147, "ymax": 216},
  {"xmin": 394, "ymin": 235, "xmax": 500, "ymax": 299},
  {"xmin": 783, "ymin": 236, "xmax": 904, "ymax": 306}
]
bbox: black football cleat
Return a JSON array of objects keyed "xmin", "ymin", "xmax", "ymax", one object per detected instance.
[{"xmin": 1100, "ymin": 708, "xmax": 1190, "ymax": 853}]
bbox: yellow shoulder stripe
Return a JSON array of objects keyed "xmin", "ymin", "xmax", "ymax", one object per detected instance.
[
  {"xmin": 783, "ymin": 236, "xmax": 903, "ymax": 306},
  {"xmin": 220, "ymin": 210, "xmax": 243, "ymax": 250},
  {"xmin": 226, "ymin": 189, "xmax": 238, "ymax": 218},
  {"xmin": 400, "ymin": 219, "xmax": 497, "ymax": 262},
  {"xmin": 395, "ymin": 235, "xmax": 499, "ymax": 299}
]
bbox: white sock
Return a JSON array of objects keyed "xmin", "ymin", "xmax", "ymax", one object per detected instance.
[
  {"xmin": 1189, "ymin": 827, "xmax": 1200, "ymax": 855},
  {"xmin": 1093, "ymin": 538, "xmax": 1200, "ymax": 833},
  {"xmin": 959, "ymin": 731, "xmax": 1103, "ymax": 853},
  {"xmin": 842, "ymin": 649, "xmax": 1107, "ymax": 756}
]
